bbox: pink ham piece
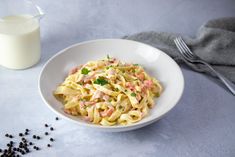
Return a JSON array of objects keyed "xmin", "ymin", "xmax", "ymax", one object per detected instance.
[
  {"xmin": 92, "ymin": 90, "xmax": 104, "ymax": 100},
  {"xmin": 100, "ymin": 106, "xmax": 114, "ymax": 117},
  {"xmin": 136, "ymin": 73, "xmax": 145, "ymax": 81},
  {"xmin": 103, "ymin": 95, "xmax": 110, "ymax": 102},
  {"xmin": 69, "ymin": 65, "xmax": 83, "ymax": 75},
  {"xmin": 144, "ymin": 80, "xmax": 154, "ymax": 89},
  {"xmin": 85, "ymin": 101, "xmax": 96, "ymax": 106},
  {"xmin": 83, "ymin": 116, "xmax": 91, "ymax": 122},
  {"xmin": 126, "ymin": 82, "xmax": 135, "ymax": 91}
]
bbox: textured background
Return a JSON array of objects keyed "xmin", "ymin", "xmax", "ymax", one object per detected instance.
[{"xmin": 0, "ymin": 0, "xmax": 235, "ymax": 156}]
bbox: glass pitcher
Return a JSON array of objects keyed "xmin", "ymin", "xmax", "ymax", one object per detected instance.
[{"xmin": 0, "ymin": 0, "xmax": 44, "ymax": 70}]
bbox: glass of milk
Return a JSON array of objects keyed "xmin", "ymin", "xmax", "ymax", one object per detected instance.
[{"xmin": 0, "ymin": 0, "xmax": 44, "ymax": 70}]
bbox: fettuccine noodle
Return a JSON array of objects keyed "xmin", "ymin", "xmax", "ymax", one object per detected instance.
[{"xmin": 54, "ymin": 56, "xmax": 163, "ymax": 126}]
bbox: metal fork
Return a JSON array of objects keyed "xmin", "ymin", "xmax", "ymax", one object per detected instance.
[{"xmin": 174, "ymin": 37, "xmax": 235, "ymax": 95}]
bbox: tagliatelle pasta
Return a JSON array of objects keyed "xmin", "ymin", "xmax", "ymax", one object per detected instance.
[{"xmin": 54, "ymin": 56, "xmax": 163, "ymax": 126}]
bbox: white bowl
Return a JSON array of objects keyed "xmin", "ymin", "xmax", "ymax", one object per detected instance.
[{"xmin": 39, "ymin": 39, "xmax": 184, "ymax": 132}]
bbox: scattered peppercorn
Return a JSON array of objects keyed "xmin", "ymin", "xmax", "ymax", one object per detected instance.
[
  {"xmin": 33, "ymin": 135, "xmax": 36, "ymax": 139},
  {"xmin": 19, "ymin": 133, "xmax": 23, "ymax": 137},
  {"xmin": 45, "ymin": 132, "xmax": 49, "ymax": 136},
  {"xmin": 5, "ymin": 133, "xmax": 9, "ymax": 137},
  {"xmin": 24, "ymin": 132, "xmax": 29, "ymax": 135},
  {"xmin": 50, "ymin": 138, "xmax": 54, "ymax": 142},
  {"xmin": 0, "ymin": 148, "xmax": 2, "ymax": 152},
  {"xmin": 29, "ymin": 142, "xmax": 33, "ymax": 145},
  {"xmin": 47, "ymin": 144, "xmax": 51, "ymax": 147},
  {"xmin": 50, "ymin": 127, "xmax": 54, "ymax": 131},
  {"xmin": 36, "ymin": 136, "xmax": 40, "ymax": 140},
  {"xmin": 25, "ymin": 129, "xmax": 29, "ymax": 132},
  {"xmin": 55, "ymin": 117, "xmax": 59, "ymax": 120},
  {"xmin": 45, "ymin": 124, "xmax": 49, "ymax": 127},
  {"xmin": 9, "ymin": 135, "xmax": 13, "ymax": 138}
]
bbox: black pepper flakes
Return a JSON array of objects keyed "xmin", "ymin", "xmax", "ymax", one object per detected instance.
[{"xmin": 50, "ymin": 138, "xmax": 54, "ymax": 142}]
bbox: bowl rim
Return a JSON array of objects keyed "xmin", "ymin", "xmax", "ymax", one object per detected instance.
[{"xmin": 38, "ymin": 38, "xmax": 184, "ymax": 130}]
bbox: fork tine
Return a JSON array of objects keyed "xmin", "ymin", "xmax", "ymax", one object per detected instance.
[
  {"xmin": 176, "ymin": 38, "xmax": 194, "ymax": 59},
  {"xmin": 174, "ymin": 38, "xmax": 192, "ymax": 59},
  {"xmin": 178, "ymin": 37, "xmax": 194, "ymax": 57}
]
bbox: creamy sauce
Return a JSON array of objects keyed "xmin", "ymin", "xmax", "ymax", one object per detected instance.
[{"xmin": 0, "ymin": 15, "xmax": 40, "ymax": 69}]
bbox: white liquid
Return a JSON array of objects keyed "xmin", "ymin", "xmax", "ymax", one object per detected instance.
[{"xmin": 0, "ymin": 15, "xmax": 40, "ymax": 69}]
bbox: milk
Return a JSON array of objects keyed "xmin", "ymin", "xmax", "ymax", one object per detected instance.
[{"xmin": 0, "ymin": 15, "xmax": 40, "ymax": 69}]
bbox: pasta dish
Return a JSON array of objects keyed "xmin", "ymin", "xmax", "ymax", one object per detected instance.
[{"xmin": 54, "ymin": 56, "xmax": 162, "ymax": 126}]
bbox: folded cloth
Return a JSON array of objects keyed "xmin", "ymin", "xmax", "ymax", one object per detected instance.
[{"xmin": 123, "ymin": 17, "xmax": 235, "ymax": 83}]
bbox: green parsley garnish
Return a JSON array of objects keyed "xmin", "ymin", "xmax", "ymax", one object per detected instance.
[
  {"xmin": 115, "ymin": 88, "xmax": 119, "ymax": 92},
  {"xmin": 81, "ymin": 68, "xmax": 90, "ymax": 75},
  {"xmin": 107, "ymin": 54, "xmax": 110, "ymax": 59},
  {"xmin": 94, "ymin": 77, "xmax": 108, "ymax": 86},
  {"xmin": 133, "ymin": 64, "xmax": 139, "ymax": 66},
  {"xmin": 131, "ymin": 93, "xmax": 136, "ymax": 97}
]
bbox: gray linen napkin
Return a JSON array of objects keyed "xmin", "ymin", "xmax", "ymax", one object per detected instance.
[{"xmin": 123, "ymin": 17, "xmax": 235, "ymax": 83}]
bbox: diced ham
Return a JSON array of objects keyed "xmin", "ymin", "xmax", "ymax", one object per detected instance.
[
  {"xmin": 136, "ymin": 93, "xmax": 142, "ymax": 101},
  {"xmin": 136, "ymin": 73, "xmax": 145, "ymax": 81},
  {"xmin": 80, "ymin": 101, "xmax": 85, "ymax": 108},
  {"xmin": 64, "ymin": 109, "xmax": 71, "ymax": 114},
  {"xmin": 92, "ymin": 90, "xmax": 104, "ymax": 99},
  {"xmin": 69, "ymin": 65, "xmax": 83, "ymax": 75},
  {"xmin": 103, "ymin": 95, "xmax": 110, "ymax": 102},
  {"xmin": 100, "ymin": 106, "xmax": 114, "ymax": 117},
  {"xmin": 85, "ymin": 101, "xmax": 96, "ymax": 106},
  {"xmin": 84, "ymin": 74, "xmax": 96, "ymax": 83},
  {"xmin": 83, "ymin": 116, "xmax": 91, "ymax": 122},
  {"xmin": 144, "ymin": 80, "xmax": 154, "ymax": 89},
  {"xmin": 126, "ymin": 82, "xmax": 135, "ymax": 91},
  {"xmin": 108, "ymin": 69, "xmax": 115, "ymax": 75},
  {"xmin": 69, "ymin": 67, "xmax": 78, "ymax": 75}
]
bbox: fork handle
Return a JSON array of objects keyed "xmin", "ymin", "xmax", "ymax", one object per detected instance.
[{"xmin": 199, "ymin": 60, "xmax": 235, "ymax": 95}]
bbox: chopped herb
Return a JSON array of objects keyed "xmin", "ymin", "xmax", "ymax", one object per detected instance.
[
  {"xmin": 94, "ymin": 77, "xmax": 108, "ymax": 86},
  {"xmin": 124, "ymin": 90, "xmax": 127, "ymax": 92},
  {"xmin": 156, "ymin": 92, "xmax": 160, "ymax": 97},
  {"xmin": 133, "ymin": 64, "xmax": 139, "ymax": 66},
  {"xmin": 107, "ymin": 54, "xmax": 110, "ymax": 59},
  {"xmin": 108, "ymin": 99, "xmax": 112, "ymax": 102},
  {"xmin": 115, "ymin": 88, "xmax": 119, "ymax": 92},
  {"xmin": 81, "ymin": 68, "xmax": 90, "ymax": 75},
  {"xmin": 131, "ymin": 93, "xmax": 136, "ymax": 97},
  {"xmin": 106, "ymin": 67, "xmax": 110, "ymax": 70}
]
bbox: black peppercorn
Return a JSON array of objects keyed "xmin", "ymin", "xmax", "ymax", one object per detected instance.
[
  {"xmin": 50, "ymin": 127, "xmax": 54, "ymax": 131},
  {"xmin": 47, "ymin": 144, "xmax": 51, "ymax": 147},
  {"xmin": 36, "ymin": 136, "xmax": 40, "ymax": 140},
  {"xmin": 45, "ymin": 124, "xmax": 48, "ymax": 127},
  {"xmin": 19, "ymin": 133, "xmax": 23, "ymax": 137},
  {"xmin": 25, "ymin": 129, "xmax": 29, "ymax": 132},
  {"xmin": 9, "ymin": 135, "xmax": 13, "ymax": 138},
  {"xmin": 55, "ymin": 117, "xmax": 59, "ymax": 120},
  {"xmin": 45, "ymin": 132, "xmax": 49, "ymax": 135},
  {"xmin": 5, "ymin": 133, "xmax": 9, "ymax": 137},
  {"xmin": 29, "ymin": 142, "xmax": 33, "ymax": 145},
  {"xmin": 33, "ymin": 135, "xmax": 36, "ymax": 139},
  {"xmin": 50, "ymin": 138, "xmax": 54, "ymax": 142}
]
